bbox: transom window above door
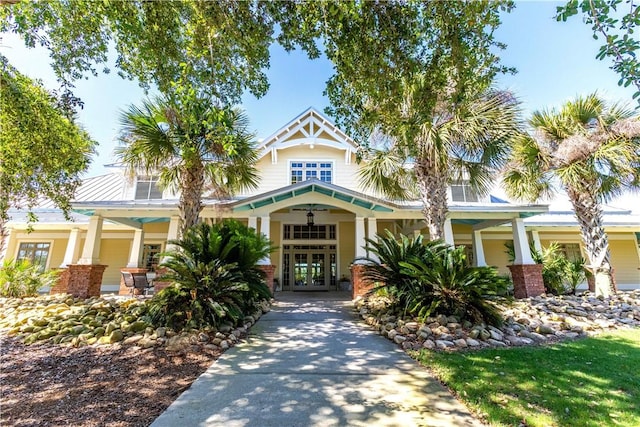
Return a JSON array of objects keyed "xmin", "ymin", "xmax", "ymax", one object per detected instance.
[{"xmin": 290, "ymin": 162, "xmax": 333, "ymax": 184}]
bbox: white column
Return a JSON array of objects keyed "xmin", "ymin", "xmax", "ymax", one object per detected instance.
[
  {"xmin": 0, "ymin": 227, "xmax": 13, "ymax": 262},
  {"xmin": 258, "ymin": 216, "xmax": 271, "ymax": 265},
  {"xmin": 127, "ymin": 229, "xmax": 145, "ymax": 268},
  {"xmin": 443, "ymin": 218, "xmax": 455, "ymax": 245},
  {"xmin": 530, "ymin": 230, "xmax": 542, "ymax": 253},
  {"xmin": 78, "ymin": 216, "xmax": 103, "ymax": 264},
  {"xmin": 472, "ymin": 230, "xmax": 486, "ymax": 267},
  {"xmin": 60, "ymin": 227, "xmax": 82, "ymax": 267},
  {"xmin": 367, "ymin": 217, "xmax": 378, "ymax": 261},
  {"xmin": 165, "ymin": 216, "xmax": 180, "ymax": 253},
  {"xmin": 512, "ymin": 218, "xmax": 535, "ymax": 265},
  {"xmin": 248, "ymin": 216, "xmax": 257, "ymax": 231},
  {"xmin": 355, "ymin": 216, "xmax": 366, "ymax": 259}
]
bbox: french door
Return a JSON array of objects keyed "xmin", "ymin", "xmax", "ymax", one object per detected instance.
[{"xmin": 283, "ymin": 245, "xmax": 337, "ymax": 291}]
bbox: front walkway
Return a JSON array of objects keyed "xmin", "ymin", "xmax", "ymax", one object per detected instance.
[{"xmin": 151, "ymin": 292, "xmax": 481, "ymax": 427}]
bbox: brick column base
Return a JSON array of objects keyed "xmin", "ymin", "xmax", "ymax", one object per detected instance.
[
  {"xmin": 50, "ymin": 264, "xmax": 107, "ymax": 299},
  {"xmin": 351, "ymin": 263, "xmax": 374, "ymax": 299},
  {"xmin": 151, "ymin": 267, "xmax": 171, "ymax": 294},
  {"xmin": 508, "ymin": 264, "xmax": 544, "ymax": 299},
  {"xmin": 258, "ymin": 264, "xmax": 276, "ymax": 296},
  {"xmin": 118, "ymin": 267, "xmax": 148, "ymax": 296}
]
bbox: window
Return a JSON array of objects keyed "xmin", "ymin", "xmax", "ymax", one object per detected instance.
[
  {"xmin": 559, "ymin": 243, "xmax": 582, "ymax": 261},
  {"xmin": 290, "ymin": 162, "xmax": 332, "ymax": 184},
  {"xmin": 283, "ymin": 224, "xmax": 336, "ymax": 240},
  {"xmin": 142, "ymin": 244, "xmax": 162, "ymax": 271},
  {"xmin": 135, "ymin": 176, "xmax": 162, "ymax": 200},
  {"xmin": 451, "ymin": 181, "xmax": 479, "ymax": 202},
  {"xmin": 17, "ymin": 242, "xmax": 51, "ymax": 271}
]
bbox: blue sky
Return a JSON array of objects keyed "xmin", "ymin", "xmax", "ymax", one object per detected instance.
[{"xmin": 1, "ymin": 1, "xmax": 637, "ymax": 178}]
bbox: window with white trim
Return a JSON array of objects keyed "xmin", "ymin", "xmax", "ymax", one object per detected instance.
[
  {"xmin": 135, "ymin": 176, "xmax": 162, "ymax": 200},
  {"xmin": 17, "ymin": 242, "xmax": 51, "ymax": 271},
  {"xmin": 559, "ymin": 243, "xmax": 582, "ymax": 262},
  {"xmin": 450, "ymin": 181, "xmax": 479, "ymax": 202},
  {"xmin": 290, "ymin": 162, "xmax": 332, "ymax": 184}
]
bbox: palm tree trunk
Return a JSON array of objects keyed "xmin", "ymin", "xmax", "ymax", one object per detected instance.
[
  {"xmin": 178, "ymin": 163, "xmax": 205, "ymax": 237},
  {"xmin": 414, "ymin": 156, "xmax": 449, "ymax": 241},
  {"xmin": 566, "ymin": 186, "xmax": 616, "ymax": 297}
]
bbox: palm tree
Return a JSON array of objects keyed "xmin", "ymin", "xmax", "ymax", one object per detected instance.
[
  {"xmin": 116, "ymin": 95, "xmax": 259, "ymax": 237},
  {"xmin": 358, "ymin": 81, "xmax": 522, "ymax": 240},
  {"xmin": 503, "ymin": 93, "xmax": 640, "ymax": 297}
]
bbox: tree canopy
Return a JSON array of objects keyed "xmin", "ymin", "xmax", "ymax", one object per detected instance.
[
  {"xmin": 503, "ymin": 93, "xmax": 640, "ymax": 296},
  {"xmin": 0, "ymin": 56, "xmax": 96, "ymax": 253},
  {"xmin": 556, "ymin": 0, "xmax": 640, "ymax": 102},
  {"xmin": 116, "ymin": 94, "xmax": 259, "ymax": 236},
  {"xmin": 0, "ymin": 0, "xmax": 276, "ymax": 103},
  {"xmin": 270, "ymin": 1, "xmax": 517, "ymax": 238}
]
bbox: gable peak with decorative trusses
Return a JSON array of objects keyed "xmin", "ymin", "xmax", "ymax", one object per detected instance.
[{"xmin": 257, "ymin": 107, "xmax": 358, "ymax": 164}]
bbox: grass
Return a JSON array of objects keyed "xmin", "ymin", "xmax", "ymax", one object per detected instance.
[{"xmin": 414, "ymin": 328, "xmax": 640, "ymax": 427}]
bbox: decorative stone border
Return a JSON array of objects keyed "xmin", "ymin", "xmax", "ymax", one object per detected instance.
[{"xmin": 355, "ymin": 291, "xmax": 640, "ymax": 351}]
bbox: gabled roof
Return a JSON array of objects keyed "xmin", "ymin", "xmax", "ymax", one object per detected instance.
[
  {"xmin": 231, "ymin": 179, "xmax": 396, "ymax": 213},
  {"xmin": 257, "ymin": 107, "xmax": 358, "ymax": 160}
]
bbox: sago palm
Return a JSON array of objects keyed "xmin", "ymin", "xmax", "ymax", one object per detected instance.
[
  {"xmin": 503, "ymin": 93, "xmax": 640, "ymax": 297},
  {"xmin": 358, "ymin": 81, "xmax": 521, "ymax": 240},
  {"xmin": 116, "ymin": 95, "xmax": 259, "ymax": 236}
]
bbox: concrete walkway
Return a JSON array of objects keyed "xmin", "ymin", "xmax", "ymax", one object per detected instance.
[{"xmin": 151, "ymin": 292, "xmax": 482, "ymax": 427}]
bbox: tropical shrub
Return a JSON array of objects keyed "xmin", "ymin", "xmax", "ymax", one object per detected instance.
[
  {"xmin": 505, "ymin": 241, "xmax": 589, "ymax": 295},
  {"xmin": 146, "ymin": 220, "xmax": 273, "ymax": 330},
  {"xmin": 363, "ymin": 232, "xmax": 510, "ymax": 326},
  {"xmin": 0, "ymin": 259, "xmax": 59, "ymax": 297}
]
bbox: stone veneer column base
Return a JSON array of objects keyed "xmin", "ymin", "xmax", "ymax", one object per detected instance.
[
  {"xmin": 350, "ymin": 264, "xmax": 373, "ymax": 299},
  {"xmin": 118, "ymin": 267, "xmax": 148, "ymax": 296},
  {"xmin": 508, "ymin": 264, "xmax": 544, "ymax": 299},
  {"xmin": 50, "ymin": 264, "xmax": 107, "ymax": 299},
  {"xmin": 258, "ymin": 265, "xmax": 276, "ymax": 296}
]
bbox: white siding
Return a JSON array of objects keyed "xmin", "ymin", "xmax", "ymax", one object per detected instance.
[{"xmin": 244, "ymin": 145, "xmax": 360, "ymax": 196}]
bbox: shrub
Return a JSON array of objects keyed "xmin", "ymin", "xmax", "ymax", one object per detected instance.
[
  {"xmin": 0, "ymin": 259, "xmax": 59, "ymax": 297},
  {"xmin": 147, "ymin": 220, "xmax": 272, "ymax": 330},
  {"xmin": 364, "ymin": 232, "xmax": 509, "ymax": 325},
  {"xmin": 505, "ymin": 241, "xmax": 588, "ymax": 295}
]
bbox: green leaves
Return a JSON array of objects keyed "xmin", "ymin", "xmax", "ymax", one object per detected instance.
[
  {"xmin": 116, "ymin": 95, "xmax": 259, "ymax": 234},
  {"xmin": 148, "ymin": 220, "xmax": 272, "ymax": 331},
  {"xmin": 1, "ymin": 1, "xmax": 276, "ymax": 103},
  {"xmin": 0, "ymin": 56, "xmax": 96, "ymax": 251},
  {"xmin": 556, "ymin": 0, "xmax": 640, "ymax": 102},
  {"xmin": 363, "ymin": 232, "xmax": 509, "ymax": 325}
]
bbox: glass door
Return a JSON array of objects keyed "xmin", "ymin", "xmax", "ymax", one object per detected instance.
[
  {"xmin": 293, "ymin": 253, "xmax": 309, "ymax": 288},
  {"xmin": 291, "ymin": 251, "xmax": 328, "ymax": 290},
  {"xmin": 283, "ymin": 245, "xmax": 336, "ymax": 291}
]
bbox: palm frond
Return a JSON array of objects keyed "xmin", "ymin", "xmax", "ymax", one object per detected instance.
[{"xmin": 357, "ymin": 149, "xmax": 416, "ymax": 200}]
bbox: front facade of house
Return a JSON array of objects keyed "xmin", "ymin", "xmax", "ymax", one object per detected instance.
[{"xmin": 3, "ymin": 108, "xmax": 640, "ymax": 295}]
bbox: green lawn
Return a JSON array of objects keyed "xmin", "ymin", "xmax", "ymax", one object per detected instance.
[{"xmin": 414, "ymin": 329, "xmax": 640, "ymax": 427}]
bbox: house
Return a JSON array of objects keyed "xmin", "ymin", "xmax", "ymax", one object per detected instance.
[{"xmin": 3, "ymin": 108, "xmax": 639, "ymax": 297}]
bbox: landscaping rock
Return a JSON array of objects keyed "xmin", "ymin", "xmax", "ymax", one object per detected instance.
[{"xmin": 357, "ymin": 290, "xmax": 640, "ymax": 353}]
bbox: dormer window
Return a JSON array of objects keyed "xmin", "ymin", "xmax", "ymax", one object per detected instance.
[
  {"xmin": 290, "ymin": 162, "xmax": 333, "ymax": 184},
  {"xmin": 135, "ymin": 175, "xmax": 162, "ymax": 200},
  {"xmin": 451, "ymin": 181, "xmax": 479, "ymax": 202}
]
